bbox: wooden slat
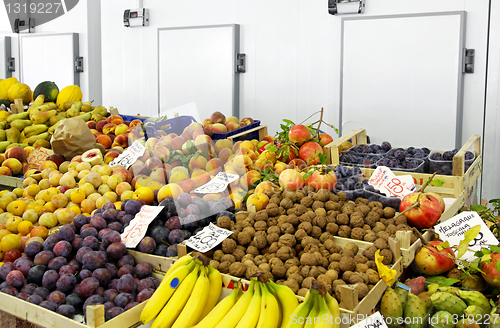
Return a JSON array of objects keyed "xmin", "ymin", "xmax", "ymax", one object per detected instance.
[{"xmin": 227, "ymin": 125, "xmax": 268, "ymax": 141}]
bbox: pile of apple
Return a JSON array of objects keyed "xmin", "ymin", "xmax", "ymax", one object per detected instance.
[{"xmin": 201, "ymin": 111, "xmax": 255, "ymax": 136}]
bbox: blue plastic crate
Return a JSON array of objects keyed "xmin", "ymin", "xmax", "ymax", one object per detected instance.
[
  {"xmin": 120, "ymin": 115, "xmax": 148, "ymax": 123},
  {"xmin": 211, "ymin": 120, "xmax": 261, "ymax": 141},
  {"xmin": 145, "ymin": 116, "xmax": 197, "ymax": 139}
]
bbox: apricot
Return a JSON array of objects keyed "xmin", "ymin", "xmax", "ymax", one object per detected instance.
[
  {"xmin": 157, "ymin": 183, "xmax": 183, "ymax": 202},
  {"xmin": 246, "ymin": 193, "xmax": 269, "ymax": 212}
]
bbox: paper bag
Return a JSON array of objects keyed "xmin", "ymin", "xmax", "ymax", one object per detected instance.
[{"xmin": 50, "ymin": 118, "xmax": 97, "ymax": 160}]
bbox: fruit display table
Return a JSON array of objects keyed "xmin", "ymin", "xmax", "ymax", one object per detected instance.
[{"xmin": 0, "ymin": 175, "xmax": 23, "ymax": 190}]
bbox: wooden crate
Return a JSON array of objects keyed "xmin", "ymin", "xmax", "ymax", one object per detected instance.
[
  {"xmin": 324, "ymin": 129, "xmax": 482, "ymax": 199},
  {"xmin": 227, "ymin": 125, "xmax": 268, "ymax": 142},
  {"xmin": 0, "ymin": 175, "xmax": 23, "ymax": 190},
  {"xmin": 126, "ymin": 243, "xmax": 187, "ymax": 272}
]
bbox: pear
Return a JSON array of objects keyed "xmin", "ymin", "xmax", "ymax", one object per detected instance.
[
  {"xmin": 81, "ymin": 102, "xmax": 93, "ymax": 112},
  {"xmin": 11, "ymin": 119, "xmax": 33, "ymax": 131},
  {"xmin": 92, "ymin": 106, "xmax": 107, "ymax": 117},
  {"xmin": 31, "ymin": 110, "xmax": 58, "ymax": 124},
  {"xmin": 33, "ymin": 139, "xmax": 50, "ymax": 148},
  {"xmin": 6, "ymin": 127, "xmax": 20, "ymax": 143},
  {"xmin": 76, "ymin": 112, "xmax": 91, "ymax": 122},
  {"xmin": 67, "ymin": 102, "xmax": 82, "ymax": 118},
  {"xmin": 62, "ymin": 101, "xmax": 74, "ymax": 110},
  {"xmin": 6, "ymin": 143, "xmax": 28, "ymax": 150},
  {"xmin": 0, "ymin": 141, "xmax": 11, "ymax": 153},
  {"xmin": 24, "ymin": 124, "xmax": 49, "ymax": 137},
  {"xmin": 0, "ymin": 122, "xmax": 6, "ymax": 130},
  {"xmin": 7, "ymin": 112, "xmax": 29, "ymax": 123},
  {"xmin": 91, "ymin": 113, "xmax": 106, "ymax": 122},
  {"xmin": 0, "ymin": 130, "xmax": 5, "ymax": 142},
  {"xmin": 26, "ymin": 132, "xmax": 49, "ymax": 145},
  {"xmin": 49, "ymin": 115, "xmax": 64, "ymax": 126},
  {"xmin": 48, "ymin": 120, "xmax": 61, "ymax": 134}
]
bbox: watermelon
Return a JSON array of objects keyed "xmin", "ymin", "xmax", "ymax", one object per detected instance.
[{"xmin": 33, "ymin": 81, "xmax": 59, "ymax": 103}]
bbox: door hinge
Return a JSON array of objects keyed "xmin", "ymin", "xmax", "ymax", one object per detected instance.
[
  {"xmin": 7, "ymin": 57, "xmax": 15, "ymax": 72},
  {"xmin": 236, "ymin": 53, "xmax": 245, "ymax": 73},
  {"xmin": 463, "ymin": 48, "xmax": 474, "ymax": 74},
  {"xmin": 75, "ymin": 56, "xmax": 84, "ymax": 72}
]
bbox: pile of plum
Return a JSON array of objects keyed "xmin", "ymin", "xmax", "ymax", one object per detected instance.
[
  {"xmin": 0, "ymin": 202, "xmax": 158, "ymax": 322},
  {"xmin": 339, "ymin": 153, "xmax": 383, "ymax": 168},
  {"xmin": 348, "ymin": 141, "xmax": 392, "ymax": 154},
  {"xmin": 429, "ymin": 149, "xmax": 475, "ymax": 175}
]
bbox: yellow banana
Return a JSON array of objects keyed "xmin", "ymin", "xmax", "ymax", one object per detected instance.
[
  {"xmin": 159, "ymin": 255, "xmax": 193, "ymax": 286},
  {"xmin": 151, "ymin": 264, "xmax": 201, "ymax": 328},
  {"xmin": 324, "ymin": 292, "xmax": 340, "ymax": 328},
  {"xmin": 285, "ymin": 290, "xmax": 315, "ymax": 328},
  {"xmin": 172, "ymin": 266, "xmax": 210, "ymax": 328},
  {"xmin": 314, "ymin": 294, "xmax": 332, "ymax": 328},
  {"xmin": 236, "ymin": 281, "xmax": 261, "ymax": 328},
  {"xmin": 215, "ymin": 280, "xmax": 256, "ymax": 328},
  {"xmin": 257, "ymin": 283, "xmax": 280, "ymax": 328},
  {"xmin": 140, "ymin": 260, "xmax": 196, "ymax": 324},
  {"xmin": 268, "ymin": 281, "xmax": 299, "ymax": 328},
  {"xmin": 304, "ymin": 294, "xmax": 321, "ymax": 328},
  {"xmin": 193, "ymin": 282, "xmax": 243, "ymax": 328},
  {"xmin": 199, "ymin": 264, "xmax": 223, "ymax": 320}
]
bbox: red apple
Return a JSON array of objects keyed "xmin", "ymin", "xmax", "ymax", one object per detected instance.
[
  {"xmin": 288, "ymin": 124, "xmax": 311, "ymax": 146},
  {"xmin": 399, "ymin": 192, "xmax": 443, "ymax": 229},
  {"xmin": 304, "ymin": 170, "xmax": 337, "ymax": 192},
  {"xmin": 414, "ymin": 240, "xmax": 455, "ymax": 275},
  {"xmin": 481, "ymin": 252, "xmax": 500, "ymax": 287}
]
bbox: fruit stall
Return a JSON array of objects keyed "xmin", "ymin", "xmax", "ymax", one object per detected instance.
[{"xmin": 0, "ymin": 77, "xmax": 497, "ymax": 328}]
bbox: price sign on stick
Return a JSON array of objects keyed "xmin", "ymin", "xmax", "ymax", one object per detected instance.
[
  {"xmin": 351, "ymin": 312, "xmax": 389, "ymax": 328},
  {"xmin": 27, "ymin": 147, "xmax": 54, "ymax": 166},
  {"xmin": 121, "ymin": 205, "xmax": 164, "ymax": 248},
  {"xmin": 109, "ymin": 141, "xmax": 146, "ymax": 169},
  {"xmin": 185, "ymin": 223, "xmax": 233, "ymax": 253},
  {"xmin": 192, "ymin": 172, "xmax": 239, "ymax": 194},
  {"xmin": 368, "ymin": 166, "xmax": 415, "ymax": 199}
]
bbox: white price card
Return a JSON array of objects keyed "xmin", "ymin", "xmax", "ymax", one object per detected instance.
[
  {"xmin": 185, "ymin": 223, "xmax": 233, "ymax": 253},
  {"xmin": 121, "ymin": 205, "xmax": 164, "ymax": 248},
  {"xmin": 368, "ymin": 166, "xmax": 415, "ymax": 199},
  {"xmin": 192, "ymin": 172, "xmax": 239, "ymax": 194},
  {"xmin": 351, "ymin": 312, "xmax": 389, "ymax": 328},
  {"xmin": 434, "ymin": 211, "xmax": 499, "ymax": 263},
  {"xmin": 109, "ymin": 141, "xmax": 146, "ymax": 169}
]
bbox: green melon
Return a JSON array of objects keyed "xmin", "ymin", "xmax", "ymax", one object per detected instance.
[{"xmin": 33, "ymin": 81, "xmax": 59, "ymax": 103}]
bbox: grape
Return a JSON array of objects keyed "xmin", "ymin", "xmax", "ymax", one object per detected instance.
[
  {"xmin": 68, "ymin": 259, "xmax": 82, "ymax": 271},
  {"xmin": 27, "ymin": 294, "xmax": 44, "ymax": 305},
  {"xmin": 93, "ymin": 268, "xmax": 112, "ymax": 288},
  {"xmin": 124, "ymin": 302, "xmax": 140, "ymax": 311},
  {"xmin": 108, "ymin": 279, "xmax": 119, "ymax": 290},
  {"xmin": 106, "ymin": 307, "xmax": 125, "ymax": 320},
  {"xmin": 20, "ymin": 283, "xmax": 37, "ymax": 295},
  {"xmin": 57, "ymin": 304, "xmax": 75, "ymax": 318},
  {"xmin": 79, "ymin": 277, "xmax": 100, "ymax": 298},
  {"xmin": 47, "ymin": 290, "xmax": 66, "ymax": 305},
  {"xmin": 57, "ymin": 225, "xmax": 75, "ymax": 242},
  {"xmin": 24, "ymin": 241, "xmax": 43, "ymax": 258},
  {"xmin": 33, "ymin": 286, "xmax": 50, "ymax": 299},
  {"xmin": 43, "ymin": 234, "xmax": 60, "ymax": 252},
  {"xmin": 154, "ymin": 244, "xmax": 168, "ymax": 256},
  {"xmin": 135, "ymin": 263, "xmax": 152, "ymax": 279},
  {"xmin": 103, "ymin": 289, "xmax": 119, "ymax": 303},
  {"xmin": 82, "ymin": 235, "xmax": 100, "ymax": 250},
  {"xmin": 66, "ymin": 292, "xmax": 84, "ymax": 310},
  {"xmin": 1, "ymin": 286, "xmax": 18, "ymax": 296},
  {"xmin": 106, "ymin": 242, "xmax": 127, "ymax": 260},
  {"xmin": 80, "ymin": 226, "xmax": 98, "ymax": 239},
  {"xmin": 79, "ymin": 269, "xmax": 93, "ymax": 281},
  {"xmin": 136, "ymin": 288, "xmax": 155, "ymax": 303},
  {"xmin": 117, "ymin": 255, "xmax": 135, "ymax": 267},
  {"xmin": 107, "ymin": 222, "xmax": 123, "ymax": 233},
  {"xmin": 42, "ymin": 270, "xmax": 59, "ymax": 290},
  {"xmin": 102, "ymin": 209, "xmax": 118, "ymax": 222},
  {"xmin": 39, "ymin": 300, "xmax": 58, "ymax": 311},
  {"xmin": 56, "ymin": 273, "xmax": 77, "ymax": 294},
  {"xmin": 124, "ymin": 200, "xmax": 141, "ymax": 215},
  {"xmin": 117, "ymin": 264, "xmax": 134, "ymax": 277},
  {"xmin": 117, "ymin": 274, "xmax": 135, "ymax": 294},
  {"xmin": 17, "ymin": 292, "xmax": 30, "ymax": 301},
  {"xmin": 53, "ymin": 241, "xmax": 72, "ymax": 258},
  {"xmin": 102, "ymin": 230, "xmax": 121, "ymax": 247},
  {"xmin": 104, "ymin": 263, "xmax": 118, "ymax": 278},
  {"xmin": 91, "ymin": 216, "xmax": 107, "ymax": 231},
  {"xmin": 14, "ymin": 257, "xmax": 33, "ymax": 276},
  {"xmin": 114, "ymin": 292, "xmax": 134, "ymax": 308},
  {"xmin": 82, "ymin": 251, "xmax": 106, "ymax": 270},
  {"xmin": 6, "ymin": 270, "xmax": 24, "ymax": 288},
  {"xmin": 48, "ymin": 257, "xmax": 68, "ymax": 271}
]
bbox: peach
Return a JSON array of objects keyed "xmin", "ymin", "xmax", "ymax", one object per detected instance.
[
  {"xmin": 149, "ymin": 168, "xmax": 168, "ymax": 184},
  {"xmin": 226, "ymin": 122, "xmax": 239, "ymax": 132},
  {"xmin": 134, "ymin": 176, "xmax": 153, "ymax": 189},
  {"xmin": 203, "ymin": 124, "xmax": 213, "ymax": 136},
  {"xmin": 115, "ymin": 123, "xmax": 129, "ymax": 136},
  {"xmin": 218, "ymin": 148, "xmax": 233, "ymax": 164},
  {"xmin": 210, "ymin": 111, "xmax": 226, "ymax": 124},
  {"xmin": 178, "ymin": 178, "xmax": 196, "ymax": 193},
  {"xmin": 24, "ymin": 163, "xmax": 39, "ymax": 175},
  {"xmin": 279, "ymin": 169, "xmax": 305, "ymax": 191},
  {"xmin": 239, "ymin": 140, "xmax": 256, "ymax": 152},
  {"xmin": 96, "ymin": 135, "xmax": 112, "ymax": 149},
  {"xmin": 5, "ymin": 147, "xmax": 26, "ymax": 163},
  {"xmin": 146, "ymin": 181, "xmax": 163, "ymax": 192},
  {"xmin": 130, "ymin": 174, "xmax": 146, "ymax": 189},
  {"xmin": 318, "ymin": 133, "xmax": 334, "ymax": 147},
  {"xmin": 202, "ymin": 118, "xmax": 211, "ymax": 127},
  {"xmin": 274, "ymin": 162, "xmax": 288, "ymax": 175},
  {"xmin": 2, "ymin": 158, "xmax": 22, "ymax": 176},
  {"xmin": 214, "ymin": 139, "xmax": 233, "ymax": 153},
  {"xmin": 262, "ymin": 135, "xmax": 275, "ymax": 143},
  {"xmin": 288, "ymin": 124, "xmax": 312, "ymax": 146},
  {"xmin": 187, "ymin": 122, "xmax": 203, "ymax": 135},
  {"xmin": 71, "ymin": 155, "xmax": 82, "ymax": 163},
  {"xmin": 237, "ymin": 147, "xmax": 257, "ymax": 161},
  {"xmin": 192, "ymin": 173, "xmax": 211, "ymax": 188},
  {"xmin": 169, "ymin": 169, "xmax": 189, "ymax": 184},
  {"xmin": 158, "ymin": 183, "xmax": 183, "ymax": 202},
  {"xmin": 181, "ymin": 127, "xmax": 192, "ymax": 141},
  {"xmin": 239, "ymin": 117, "xmax": 254, "ymax": 127},
  {"xmin": 0, "ymin": 153, "xmax": 5, "ymax": 165},
  {"xmin": 108, "ymin": 133, "xmax": 116, "ymax": 143},
  {"xmin": 145, "ymin": 138, "xmax": 158, "ymax": 150},
  {"xmin": 102, "ymin": 123, "xmax": 116, "ymax": 135},
  {"xmin": 170, "ymin": 136, "xmax": 187, "ymax": 150},
  {"xmin": 240, "ymin": 170, "xmax": 262, "ymax": 190},
  {"xmin": 39, "ymin": 160, "xmax": 58, "ymax": 172},
  {"xmin": 146, "ymin": 157, "xmax": 163, "ymax": 171},
  {"xmin": 112, "ymin": 168, "xmax": 132, "ymax": 184},
  {"xmin": 190, "ymin": 169, "xmax": 206, "ymax": 178},
  {"xmin": 194, "ymin": 134, "xmax": 213, "ymax": 146},
  {"xmin": 246, "ymin": 192, "xmax": 269, "ymax": 211},
  {"xmin": 167, "ymin": 133, "xmax": 178, "ymax": 139},
  {"xmin": 103, "ymin": 150, "xmax": 121, "ymax": 164},
  {"xmin": 211, "ymin": 123, "xmax": 228, "ymax": 134},
  {"xmin": 129, "ymin": 164, "xmax": 150, "ymax": 177},
  {"xmin": 152, "ymin": 146, "xmax": 170, "ymax": 163},
  {"xmin": 96, "ymin": 120, "xmax": 107, "ymax": 132},
  {"xmin": 129, "ymin": 119, "xmax": 143, "ymax": 129},
  {"xmin": 87, "ymin": 121, "xmax": 97, "ymax": 129},
  {"xmin": 107, "ymin": 115, "xmax": 124, "ymax": 125},
  {"xmin": 112, "ymin": 134, "xmax": 129, "ymax": 148},
  {"xmin": 0, "ymin": 167, "xmax": 12, "ymax": 176},
  {"xmin": 226, "ymin": 116, "xmax": 239, "ymax": 124},
  {"xmin": 298, "ymin": 141, "xmax": 324, "ymax": 165},
  {"xmin": 233, "ymin": 141, "xmax": 243, "ymax": 154},
  {"xmin": 139, "ymin": 149, "xmax": 152, "ymax": 163},
  {"xmin": 203, "ymin": 193, "xmax": 223, "ymax": 202},
  {"xmin": 252, "ymin": 158, "xmax": 273, "ymax": 171},
  {"xmin": 287, "ymin": 158, "xmax": 308, "ymax": 170},
  {"xmin": 205, "ymin": 158, "xmax": 224, "ymax": 175},
  {"xmin": 191, "ymin": 128, "xmax": 205, "ymax": 140},
  {"xmin": 156, "ymin": 139, "xmax": 172, "ymax": 150},
  {"xmin": 255, "ymin": 180, "xmax": 277, "ymax": 194},
  {"xmin": 259, "ymin": 150, "xmax": 277, "ymax": 164},
  {"xmin": 188, "ymin": 154, "xmax": 208, "ymax": 171},
  {"xmin": 181, "ymin": 140, "xmax": 197, "ymax": 156}
]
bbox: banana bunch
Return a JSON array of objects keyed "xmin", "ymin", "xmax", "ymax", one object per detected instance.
[
  {"xmin": 140, "ymin": 253, "xmax": 223, "ymax": 328},
  {"xmin": 194, "ymin": 271, "xmax": 299, "ymax": 328},
  {"xmin": 286, "ymin": 279, "xmax": 340, "ymax": 328}
]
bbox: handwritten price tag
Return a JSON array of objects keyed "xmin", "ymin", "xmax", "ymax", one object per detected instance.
[
  {"xmin": 192, "ymin": 172, "xmax": 240, "ymax": 194},
  {"xmin": 185, "ymin": 223, "xmax": 233, "ymax": 253},
  {"xmin": 121, "ymin": 205, "xmax": 164, "ymax": 248},
  {"xmin": 434, "ymin": 211, "xmax": 499, "ymax": 263},
  {"xmin": 351, "ymin": 312, "xmax": 389, "ymax": 328},
  {"xmin": 368, "ymin": 166, "xmax": 415, "ymax": 199},
  {"xmin": 27, "ymin": 147, "xmax": 54, "ymax": 166},
  {"xmin": 109, "ymin": 141, "xmax": 146, "ymax": 169}
]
